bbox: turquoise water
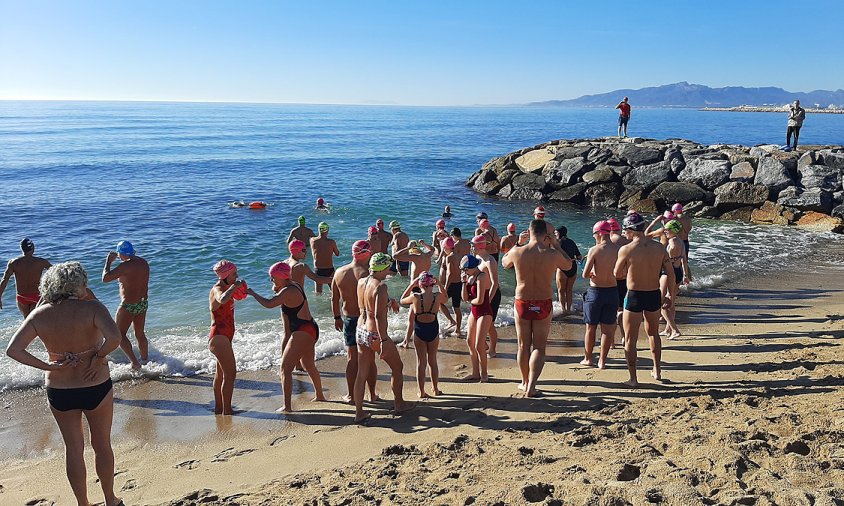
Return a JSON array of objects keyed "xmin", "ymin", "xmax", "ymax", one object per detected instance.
[{"xmin": 1, "ymin": 102, "xmax": 842, "ymax": 389}]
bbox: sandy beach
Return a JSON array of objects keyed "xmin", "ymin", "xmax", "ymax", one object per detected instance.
[{"xmin": 2, "ymin": 243, "xmax": 844, "ymax": 505}]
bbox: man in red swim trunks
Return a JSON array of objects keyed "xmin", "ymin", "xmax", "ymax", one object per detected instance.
[
  {"xmin": 0, "ymin": 238, "xmax": 52, "ymax": 317},
  {"xmin": 502, "ymin": 219, "xmax": 572, "ymax": 397}
]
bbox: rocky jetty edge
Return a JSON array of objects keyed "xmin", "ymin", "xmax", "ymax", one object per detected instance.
[{"xmin": 467, "ymin": 137, "xmax": 844, "ymax": 233}]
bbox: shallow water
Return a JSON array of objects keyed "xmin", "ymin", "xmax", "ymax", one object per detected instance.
[{"xmin": 1, "ymin": 102, "xmax": 842, "ymax": 390}]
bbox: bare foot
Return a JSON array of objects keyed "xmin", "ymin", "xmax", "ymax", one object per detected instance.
[
  {"xmin": 398, "ymin": 341, "xmax": 410, "ymax": 349},
  {"xmin": 598, "ymin": 361, "xmax": 607, "ymax": 370},
  {"xmin": 312, "ymin": 394, "xmax": 327, "ymax": 402},
  {"xmin": 433, "ymin": 388, "xmax": 443, "ymax": 396},
  {"xmin": 488, "ymin": 350, "xmax": 497, "ymax": 358},
  {"xmin": 517, "ymin": 382, "xmax": 526, "ymax": 391},
  {"xmin": 367, "ymin": 393, "xmax": 381, "ymax": 402},
  {"xmin": 659, "ymin": 329, "xmax": 670, "ymax": 336},
  {"xmin": 342, "ymin": 394, "xmax": 353, "ymax": 404},
  {"xmin": 276, "ymin": 406, "xmax": 292, "ymax": 413},
  {"xmin": 480, "ymin": 375, "xmax": 488, "ymax": 383},
  {"xmin": 109, "ymin": 498, "xmax": 125, "ymax": 506},
  {"xmin": 669, "ymin": 332, "xmax": 681, "ymax": 340},
  {"xmin": 462, "ymin": 375, "xmax": 481, "ymax": 382},
  {"xmin": 525, "ymin": 389, "xmax": 542, "ymax": 398},
  {"xmin": 131, "ymin": 362, "xmax": 142, "ymax": 371},
  {"xmin": 354, "ymin": 411, "xmax": 371, "ymax": 424},
  {"xmin": 418, "ymin": 391, "xmax": 430, "ymax": 399},
  {"xmin": 579, "ymin": 358, "xmax": 592, "ymax": 366},
  {"xmin": 651, "ymin": 368, "xmax": 662, "ymax": 380},
  {"xmin": 623, "ymin": 379, "xmax": 639, "ymax": 388},
  {"xmin": 392, "ymin": 401, "xmax": 417, "ymax": 415}
]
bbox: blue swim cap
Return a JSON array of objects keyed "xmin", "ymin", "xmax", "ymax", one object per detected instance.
[
  {"xmin": 460, "ymin": 254, "xmax": 481, "ymax": 270},
  {"xmin": 116, "ymin": 241, "xmax": 135, "ymax": 256}
]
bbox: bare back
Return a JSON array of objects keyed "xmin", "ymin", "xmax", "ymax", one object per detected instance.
[
  {"xmin": 358, "ymin": 276, "xmax": 388, "ymax": 333},
  {"xmin": 678, "ymin": 214, "xmax": 692, "ymax": 241},
  {"xmin": 454, "ymin": 238, "xmax": 471, "ymax": 259},
  {"xmin": 506, "ymin": 241, "xmax": 571, "ymax": 299},
  {"xmin": 290, "ymin": 226, "xmax": 316, "ymax": 245},
  {"xmin": 115, "ymin": 257, "xmax": 150, "ymax": 303},
  {"xmin": 584, "ymin": 241, "xmax": 620, "ymax": 288},
  {"xmin": 616, "ymin": 238, "xmax": 670, "ymax": 291},
  {"xmin": 8, "ymin": 256, "xmax": 51, "ymax": 293},
  {"xmin": 311, "ymin": 236, "xmax": 338, "ymax": 269}
]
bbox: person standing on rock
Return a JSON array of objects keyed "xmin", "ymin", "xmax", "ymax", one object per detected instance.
[
  {"xmin": 787, "ymin": 100, "xmax": 806, "ymax": 150},
  {"xmin": 614, "ymin": 213, "xmax": 675, "ymax": 387},
  {"xmin": 502, "ymin": 219, "xmax": 572, "ymax": 397},
  {"xmin": 616, "ymin": 97, "xmax": 631, "ymax": 138}
]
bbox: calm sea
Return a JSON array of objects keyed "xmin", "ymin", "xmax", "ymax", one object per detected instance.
[{"xmin": 1, "ymin": 102, "xmax": 842, "ymax": 390}]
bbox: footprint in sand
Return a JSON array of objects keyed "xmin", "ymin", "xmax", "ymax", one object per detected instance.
[
  {"xmin": 121, "ymin": 479, "xmax": 137, "ymax": 492},
  {"xmin": 175, "ymin": 459, "xmax": 200, "ymax": 470},
  {"xmin": 270, "ymin": 434, "xmax": 296, "ymax": 446},
  {"xmin": 212, "ymin": 447, "xmax": 255, "ymax": 462}
]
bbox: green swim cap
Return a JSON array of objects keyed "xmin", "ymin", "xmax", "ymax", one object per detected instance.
[
  {"xmin": 369, "ymin": 252, "xmax": 392, "ymax": 272},
  {"xmin": 389, "ymin": 220, "xmax": 400, "ymax": 229},
  {"xmin": 408, "ymin": 240, "xmax": 418, "ymax": 249},
  {"xmin": 664, "ymin": 220, "xmax": 682, "ymax": 234},
  {"xmin": 318, "ymin": 221, "xmax": 329, "ymax": 233},
  {"xmin": 298, "ymin": 216, "xmax": 306, "ymax": 226}
]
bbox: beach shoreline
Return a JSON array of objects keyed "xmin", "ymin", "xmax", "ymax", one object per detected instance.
[{"xmin": 2, "ymin": 239, "xmax": 844, "ymax": 504}]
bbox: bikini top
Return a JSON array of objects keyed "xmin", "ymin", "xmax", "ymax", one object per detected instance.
[
  {"xmin": 47, "ymin": 339, "xmax": 104, "ymax": 366},
  {"xmin": 281, "ymin": 283, "xmax": 311, "ymax": 328}
]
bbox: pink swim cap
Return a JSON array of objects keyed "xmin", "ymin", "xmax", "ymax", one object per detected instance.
[
  {"xmin": 471, "ymin": 235, "xmax": 487, "ymax": 246},
  {"xmin": 352, "ymin": 240, "xmax": 371, "ymax": 258},
  {"xmin": 269, "ymin": 262, "xmax": 291, "ymax": 280},
  {"xmin": 663, "ymin": 211, "xmax": 675, "ymax": 221},
  {"xmin": 479, "ymin": 219, "xmax": 490, "ymax": 230},
  {"xmin": 606, "ymin": 218, "xmax": 621, "ymax": 232},
  {"xmin": 672, "ymin": 203, "xmax": 684, "ymax": 213},
  {"xmin": 288, "ymin": 240, "xmax": 306, "ymax": 254},
  {"xmin": 367, "ymin": 226, "xmax": 378, "ymax": 236},
  {"xmin": 213, "ymin": 260, "xmax": 237, "ymax": 279},
  {"xmin": 436, "ymin": 219, "xmax": 446, "ymax": 229},
  {"xmin": 317, "ymin": 197, "xmax": 325, "ymax": 206},
  {"xmin": 441, "ymin": 237, "xmax": 455, "ymax": 250},
  {"xmin": 507, "ymin": 222, "xmax": 516, "ymax": 232},
  {"xmin": 592, "ymin": 220, "xmax": 612, "ymax": 235},
  {"xmin": 419, "ymin": 271, "xmax": 436, "ymax": 287}
]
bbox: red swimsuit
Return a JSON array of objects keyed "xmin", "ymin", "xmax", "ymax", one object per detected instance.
[
  {"xmin": 468, "ymin": 281, "xmax": 493, "ymax": 318},
  {"xmin": 210, "ymin": 299, "xmax": 235, "ymax": 340}
]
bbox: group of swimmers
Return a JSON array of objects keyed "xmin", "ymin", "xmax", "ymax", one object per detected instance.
[{"xmin": 1, "ymin": 202, "xmax": 692, "ymax": 505}]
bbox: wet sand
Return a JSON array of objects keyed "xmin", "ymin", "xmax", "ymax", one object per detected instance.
[{"xmin": 2, "ymin": 245, "xmax": 844, "ymax": 505}]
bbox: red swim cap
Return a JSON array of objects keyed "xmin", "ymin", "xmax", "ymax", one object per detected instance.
[
  {"xmin": 436, "ymin": 219, "xmax": 446, "ymax": 229},
  {"xmin": 479, "ymin": 219, "xmax": 490, "ymax": 230},
  {"xmin": 441, "ymin": 237, "xmax": 455, "ymax": 250},
  {"xmin": 507, "ymin": 222, "xmax": 516, "ymax": 232},
  {"xmin": 672, "ymin": 203, "xmax": 684, "ymax": 213},
  {"xmin": 352, "ymin": 240, "xmax": 371, "ymax": 259},
  {"xmin": 316, "ymin": 197, "xmax": 325, "ymax": 205},
  {"xmin": 368, "ymin": 226, "xmax": 378, "ymax": 236},
  {"xmin": 663, "ymin": 211, "xmax": 675, "ymax": 221},
  {"xmin": 472, "ymin": 235, "xmax": 487, "ymax": 246},
  {"xmin": 213, "ymin": 260, "xmax": 237, "ymax": 279},
  {"xmin": 592, "ymin": 220, "xmax": 612, "ymax": 235},
  {"xmin": 288, "ymin": 240, "xmax": 306, "ymax": 254},
  {"xmin": 269, "ymin": 262, "xmax": 291, "ymax": 280},
  {"xmin": 606, "ymin": 218, "xmax": 621, "ymax": 232}
]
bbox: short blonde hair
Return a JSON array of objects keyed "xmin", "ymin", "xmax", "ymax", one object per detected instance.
[{"xmin": 39, "ymin": 261, "xmax": 88, "ymax": 303}]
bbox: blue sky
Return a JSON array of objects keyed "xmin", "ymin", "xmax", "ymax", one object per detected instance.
[{"xmin": 1, "ymin": 0, "xmax": 842, "ymax": 105}]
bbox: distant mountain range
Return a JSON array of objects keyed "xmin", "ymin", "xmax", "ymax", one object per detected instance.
[{"xmin": 528, "ymin": 82, "xmax": 844, "ymax": 108}]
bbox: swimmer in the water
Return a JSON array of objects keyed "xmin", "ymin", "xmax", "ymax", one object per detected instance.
[
  {"xmin": 367, "ymin": 226, "xmax": 383, "ymax": 256},
  {"xmin": 374, "ymin": 219, "xmax": 392, "ymax": 254},
  {"xmin": 229, "ymin": 201, "xmax": 246, "ymax": 208},
  {"xmin": 315, "ymin": 197, "xmax": 330, "ymax": 211},
  {"xmin": 442, "ymin": 205, "xmax": 452, "ymax": 219},
  {"xmin": 287, "ymin": 216, "xmax": 316, "ymax": 259}
]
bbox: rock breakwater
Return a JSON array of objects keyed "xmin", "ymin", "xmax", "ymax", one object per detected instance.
[{"xmin": 467, "ymin": 137, "xmax": 844, "ymax": 233}]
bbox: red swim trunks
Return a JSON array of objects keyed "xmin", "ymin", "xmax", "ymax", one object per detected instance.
[
  {"xmin": 515, "ymin": 298, "xmax": 553, "ymax": 321},
  {"xmin": 16, "ymin": 292, "xmax": 41, "ymax": 305}
]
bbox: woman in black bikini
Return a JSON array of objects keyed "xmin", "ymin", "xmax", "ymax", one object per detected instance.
[
  {"xmin": 400, "ymin": 271, "xmax": 447, "ymax": 398},
  {"xmin": 248, "ymin": 261, "xmax": 325, "ymax": 412},
  {"xmin": 6, "ymin": 262, "xmax": 124, "ymax": 506}
]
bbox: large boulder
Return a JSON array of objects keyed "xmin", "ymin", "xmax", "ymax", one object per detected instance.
[
  {"xmin": 754, "ymin": 156, "xmax": 795, "ymax": 196},
  {"xmin": 582, "ymin": 167, "xmax": 616, "ymax": 185},
  {"xmin": 585, "ymin": 182, "xmax": 623, "ymax": 208},
  {"xmin": 729, "ymin": 161, "xmax": 756, "ymax": 182},
  {"xmin": 714, "ymin": 182, "xmax": 770, "ymax": 211},
  {"xmin": 719, "ymin": 206, "xmax": 756, "ymax": 222},
  {"xmin": 496, "ymin": 184, "xmax": 515, "ymax": 198},
  {"xmin": 496, "ymin": 169, "xmax": 520, "ymax": 187},
  {"xmin": 798, "ymin": 151, "xmax": 820, "ymax": 170},
  {"xmin": 749, "ymin": 145, "xmax": 780, "ymax": 158},
  {"xmin": 546, "ymin": 182, "xmax": 587, "ymax": 204},
  {"xmin": 508, "ymin": 187, "xmax": 545, "ymax": 200},
  {"xmin": 777, "ymin": 187, "xmax": 834, "ymax": 214},
  {"xmin": 616, "ymin": 144, "xmax": 663, "ymax": 166},
  {"xmin": 553, "ymin": 145, "xmax": 592, "ymax": 160},
  {"xmin": 664, "ymin": 148, "xmax": 686, "ymax": 175},
  {"xmin": 515, "ymin": 149, "xmax": 555, "ymax": 173},
  {"xmin": 618, "ymin": 189, "xmax": 658, "ymax": 213},
  {"xmin": 751, "ymin": 201, "xmax": 796, "ymax": 226},
  {"xmin": 544, "ymin": 158, "xmax": 591, "ymax": 187},
  {"xmin": 586, "ymin": 147, "xmax": 612, "ymax": 165},
  {"xmin": 472, "ymin": 173, "xmax": 502, "ymax": 195},
  {"xmin": 622, "ymin": 161, "xmax": 674, "ymax": 192},
  {"xmin": 795, "ymin": 212, "xmax": 844, "ymax": 233},
  {"xmin": 821, "ymin": 151, "xmax": 844, "ymax": 170},
  {"xmin": 798, "ymin": 164, "xmax": 840, "ymax": 191},
  {"xmin": 832, "ymin": 204, "xmax": 844, "ymax": 220},
  {"xmin": 678, "ymin": 158, "xmax": 731, "ymax": 190},
  {"xmin": 648, "ymin": 182, "xmax": 713, "ymax": 208},
  {"xmin": 511, "ymin": 172, "xmax": 547, "ymax": 192}
]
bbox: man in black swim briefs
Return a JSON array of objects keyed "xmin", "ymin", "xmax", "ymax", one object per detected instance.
[{"xmin": 614, "ymin": 212, "xmax": 675, "ymax": 387}]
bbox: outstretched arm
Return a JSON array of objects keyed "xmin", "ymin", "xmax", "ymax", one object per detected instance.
[{"xmin": 247, "ymin": 287, "xmax": 283, "ymax": 309}]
